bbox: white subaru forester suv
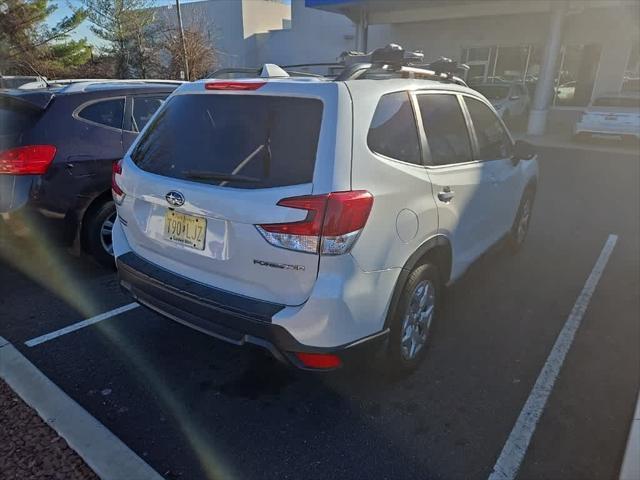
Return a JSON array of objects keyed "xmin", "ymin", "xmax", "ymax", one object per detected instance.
[{"xmin": 112, "ymin": 49, "xmax": 538, "ymax": 373}]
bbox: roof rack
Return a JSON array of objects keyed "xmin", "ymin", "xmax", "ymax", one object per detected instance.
[
  {"xmin": 208, "ymin": 44, "xmax": 469, "ymax": 86},
  {"xmin": 335, "ymin": 44, "xmax": 469, "ymax": 86}
]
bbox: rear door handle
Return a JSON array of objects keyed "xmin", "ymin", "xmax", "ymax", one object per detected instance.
[{"xmin": 438, "ymin": 187, "xmax": 455, "ymax": 203}]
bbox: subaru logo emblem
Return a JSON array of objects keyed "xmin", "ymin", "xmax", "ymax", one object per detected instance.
[{"xmin": 165, "ymin": 191, "xmax": 185, "ymax": 207}]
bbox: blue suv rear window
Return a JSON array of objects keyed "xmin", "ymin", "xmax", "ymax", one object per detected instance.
[{"xmin": 131, "ymin": 94, "xmax": 323, "ymax": 189}]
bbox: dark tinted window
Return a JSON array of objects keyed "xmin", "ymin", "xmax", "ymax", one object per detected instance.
[
  {"xmin": 0, "ymin": 105, "xmax": 40, "ymax": 150},
  {"xmin": 0, "ymin": 107, "xmax": 37, "ymax": 136},
  {"xmin": 417, "ymin": 94, "xmax": 472, "ymax": 166},
  {"xmin": 132, "ymin": 94, "xmax": 323, "ymax": 189},
  {"xmin": 593, "ymin": 96, "xmax": 640, "ymax": 108},
  {"xmin": 367, "ymin": 92, "xmax": 421, "ymax": 164},
  {"xmin": 465, "ymin": 97, "xmax": 513, "ymax": 160},
  {"xmin": 131, "ymin": 95, "xmax": 166, "ymax": 132},
  {"xmin": 78, "ymin": 98, "xmax": 124, "ymax": 129}
]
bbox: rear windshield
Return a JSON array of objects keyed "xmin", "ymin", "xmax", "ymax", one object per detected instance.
[
  {"xmin": 0, "ymin": 106, "xmax": 38, "ymax": 136},
  {"xmin": 592, "ymin": 97, "xmax": 640, "ymax": 108},
  {"xmin": 0, "ymin": 105, "xmax": 39, "ymax": 150},
  {"xmin": 131, "ymin": 94, "xmax": 323, "ymax": 189}
]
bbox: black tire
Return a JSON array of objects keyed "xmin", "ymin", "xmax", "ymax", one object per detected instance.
[
  {"xmin": 508, "ymin": 188, "xmax": 535, "ymax": 254},
  {"xmin": 387, "ymin": 263, "xmax": 441, "ymax": 375},
  {"xmin": 83, "ymin": 199, "xmax": 117, "ymax": 268}
]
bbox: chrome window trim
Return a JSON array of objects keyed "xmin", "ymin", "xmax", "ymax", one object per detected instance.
[{"xmin": 72, "ymin": 96, "xmax": 126, "ymax": 132}]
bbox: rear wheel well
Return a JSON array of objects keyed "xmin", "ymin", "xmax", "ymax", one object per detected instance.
[
  {"xmin": 416, "ymin": 244, "xmax": 452, "ymax": 285},
  {"xmin": 80, "ymin": 190, "xmax": 113, "ymax": 250},
  {"xmin": 383, "ymin": 238, "xmax": 452, "ymax": 330}
]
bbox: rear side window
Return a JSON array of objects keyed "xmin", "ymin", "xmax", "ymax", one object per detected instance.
[
  {"xmin": 417, "ymin": 94, "xmax": 472, "ymax": 166},
  {"xmin": 132, "ymin": 94, "xmax": 323, "ymax": 189},
  {"xmin": 131, "ymin": 95, "xmax": 166, "ymax": 132},
  {"xmin": 77, "ymin": 98, "xmax": 124, "ymax": 129},
  {"xmin": 465, "ymin": 97, "xmax": 513, "ymax": 160},
  {"xmin": 367, "ymin": 92, "xmax": 421, "ymax": 164}
]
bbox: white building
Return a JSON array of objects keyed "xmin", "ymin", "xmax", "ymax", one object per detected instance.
[
  {"xmin": 154, "ymin": 0, "xmax": 292, "ymax": 68},
  {"xmin": 155, "ymin": 0, "xmax": 639, "ymax": 134}
]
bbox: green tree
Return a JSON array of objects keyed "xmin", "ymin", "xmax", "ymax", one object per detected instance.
[
  {"xmin": 0, "ymin": 0, "xmax": 88, "ymax": 76},
  {"xmin": 81, "ymin": 0, "xmax": 159, "ymax": 78}
]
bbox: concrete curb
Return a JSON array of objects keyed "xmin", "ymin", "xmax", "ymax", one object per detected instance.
[
  {"xmin": 0, "ymin": 336, "xmax": 164, "ymax": 480},
  {"xmin": 513, "ymin": 132, "xmax": 639, "ymax": 155},
  {"xmin": 619, "ymin": 390, "xmax": 640, "ymax": 480}
]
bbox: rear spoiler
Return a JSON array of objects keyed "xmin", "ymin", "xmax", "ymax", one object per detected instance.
[{"xmin": 0, "ymin": 90, "xmax": 55, "ymax": 110}]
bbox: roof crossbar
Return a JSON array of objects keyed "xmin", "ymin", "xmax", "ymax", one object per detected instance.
[{"xmin": 335, "ymin": 44, "xmax": 469, "ymax": 86}]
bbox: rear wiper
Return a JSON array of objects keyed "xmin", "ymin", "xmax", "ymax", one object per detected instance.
[{"xmin": 182, "ymin": 171, "xmax": 262, "ymax": 183}]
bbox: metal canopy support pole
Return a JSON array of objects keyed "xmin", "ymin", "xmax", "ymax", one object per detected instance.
[
  {"xmin": 527, "ymin": 1, "xmax": 568, "ymax": 135},
  {"xmin": 354, "ymin": 6, "xmax": 369, "ymax": 53}
]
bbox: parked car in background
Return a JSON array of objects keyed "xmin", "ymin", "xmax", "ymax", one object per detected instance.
[
  {"xmin": 0, "ymin": 80, "xmax": 181, "ymax": 266},
  {"xmin": 471, "ymin": 82, "xmax": 530, "ymax": 121},
  {"xmin": 113, "ymin": 53, "xmax": 538, "ymax": 373},
  {"xmin": 574, "ymin": 92, "xmax": 640, "ymax": 141}
]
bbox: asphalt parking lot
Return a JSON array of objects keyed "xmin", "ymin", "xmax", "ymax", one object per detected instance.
[{"xmin": 1, "ymin": 145, "xmax": 638, "ymax": 480}]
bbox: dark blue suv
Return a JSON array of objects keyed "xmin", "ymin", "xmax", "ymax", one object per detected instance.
[{"xmin": 0, "ymin": 81, "xmax": 180, "ymax": 266}]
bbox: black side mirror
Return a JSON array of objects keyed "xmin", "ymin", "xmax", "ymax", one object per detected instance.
[{"xmin": 513, "ymin": 139, "xmax": 536, "ymax": 161}]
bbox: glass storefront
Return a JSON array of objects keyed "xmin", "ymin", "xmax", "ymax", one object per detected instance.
[
  {"xmin": 552, "ymin": 44, "xmax": 602, "ymax": 107},
  {"xmin": 623, "ymin": 42, "xmax": 640, "ymax": 92},
  {"xmin": 462, "ymin": 43, "xmax": 602, "ymax": 107}
]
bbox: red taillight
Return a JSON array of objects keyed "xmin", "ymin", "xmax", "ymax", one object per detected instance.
[
  {"xmin": 294, "ymin": 352, "xmax": 342, "ymax": 369},
  {"xmin": 259, "ymin": 195, "xmax": 327, "ymax": 236},
  {"xmin": 256, "ymin": 191, "xmax": 373, "ymax": 255},
  {"xmin": 323, "ymin": 191, "xmax": 374, "ymax": 236},
  {"xmin": 0, "ymin": 145, "xmax": 56, "ymax": 175},
  {"xmin": 204, "ymin": 81, "xmax": 266, "ymax": 91},
  {"xmin": 111, "ymin": 159, "xmax": 125, "ymax": 204}
]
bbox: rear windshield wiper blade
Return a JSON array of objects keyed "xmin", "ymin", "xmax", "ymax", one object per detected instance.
[{"xmin": 182, "ymin": 171, "xmax": 262, "ymax": 183}]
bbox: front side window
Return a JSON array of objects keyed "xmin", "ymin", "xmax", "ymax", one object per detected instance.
[
  {"xmin": 367, "ymin": 92, "xmax": 421, "ymax": 165},
  {"xmin": 77, "ymin": 98, "xmax": 124, "ymax": 130},
  {"xmin": 131, "ymin": 95, "xmax": 167, "ymax": 132},
  {"xmin": 417, "ymin": 94, "xmax": 472, "ymax": 166},
  {"xmin": 465, "ymin": 97, "xmax": 513, "ymax": 160}
]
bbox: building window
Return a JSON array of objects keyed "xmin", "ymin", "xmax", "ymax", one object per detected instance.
[
  {"xmin": 463, "ymin": 45, "xmax": 535, "ymax": 86},
  {"xmin": 553, "ymin": 44, "xmax": 602, "ymax": 107},
  {"xmin": 493, "ymin": 45, "xmax": 531, "ymax": 83},
  {"xmin": 623, "ymin": 41, "xmax": 640, "ymax": 92},
  {"xmin": 462, "ymin": 43, "xmax": 602, "ymax": 108},
  {"xmin": 463, "ymin": 47, "xmax": 492, "ymax": 84}
]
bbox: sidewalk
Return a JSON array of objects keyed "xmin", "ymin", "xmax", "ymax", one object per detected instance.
[
  {"xmin": 513, "ymin": 131, "xmax": 639, "ymax": 155},
  {"xmin": 0, "ymin": 379, "xmax": 98, "ymax": 480},
  {"xmin": 619, "ymin": 391, "xmax": 640, "ymax": 480}
]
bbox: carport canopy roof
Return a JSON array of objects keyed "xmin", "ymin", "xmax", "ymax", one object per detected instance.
[{"xmin": 304, "ymin": 0, "xmax": 610, "ymax": 24}]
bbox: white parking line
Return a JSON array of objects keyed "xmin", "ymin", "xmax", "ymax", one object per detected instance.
[
  {"xmin": 488, "ymin": 234, "xmax": 618, "ymax": 480},
  {"xmin": 25, "ymin": 303, "xmax": 140, "ymax": 348}
]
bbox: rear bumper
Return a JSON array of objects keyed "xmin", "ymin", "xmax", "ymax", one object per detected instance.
[{"xmin": 116, "ymin": 251, "xmax": 388, "ymax": 370}]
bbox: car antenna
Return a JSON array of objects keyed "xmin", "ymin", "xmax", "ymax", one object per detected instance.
[{"xmin": 19, "ymin": 60, "xmax": 51, "ymax": 88}]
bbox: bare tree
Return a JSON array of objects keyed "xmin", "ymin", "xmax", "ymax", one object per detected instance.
[{"xmin": 161, "ymin": 20, "xmax": 216, "ymax": 80}]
